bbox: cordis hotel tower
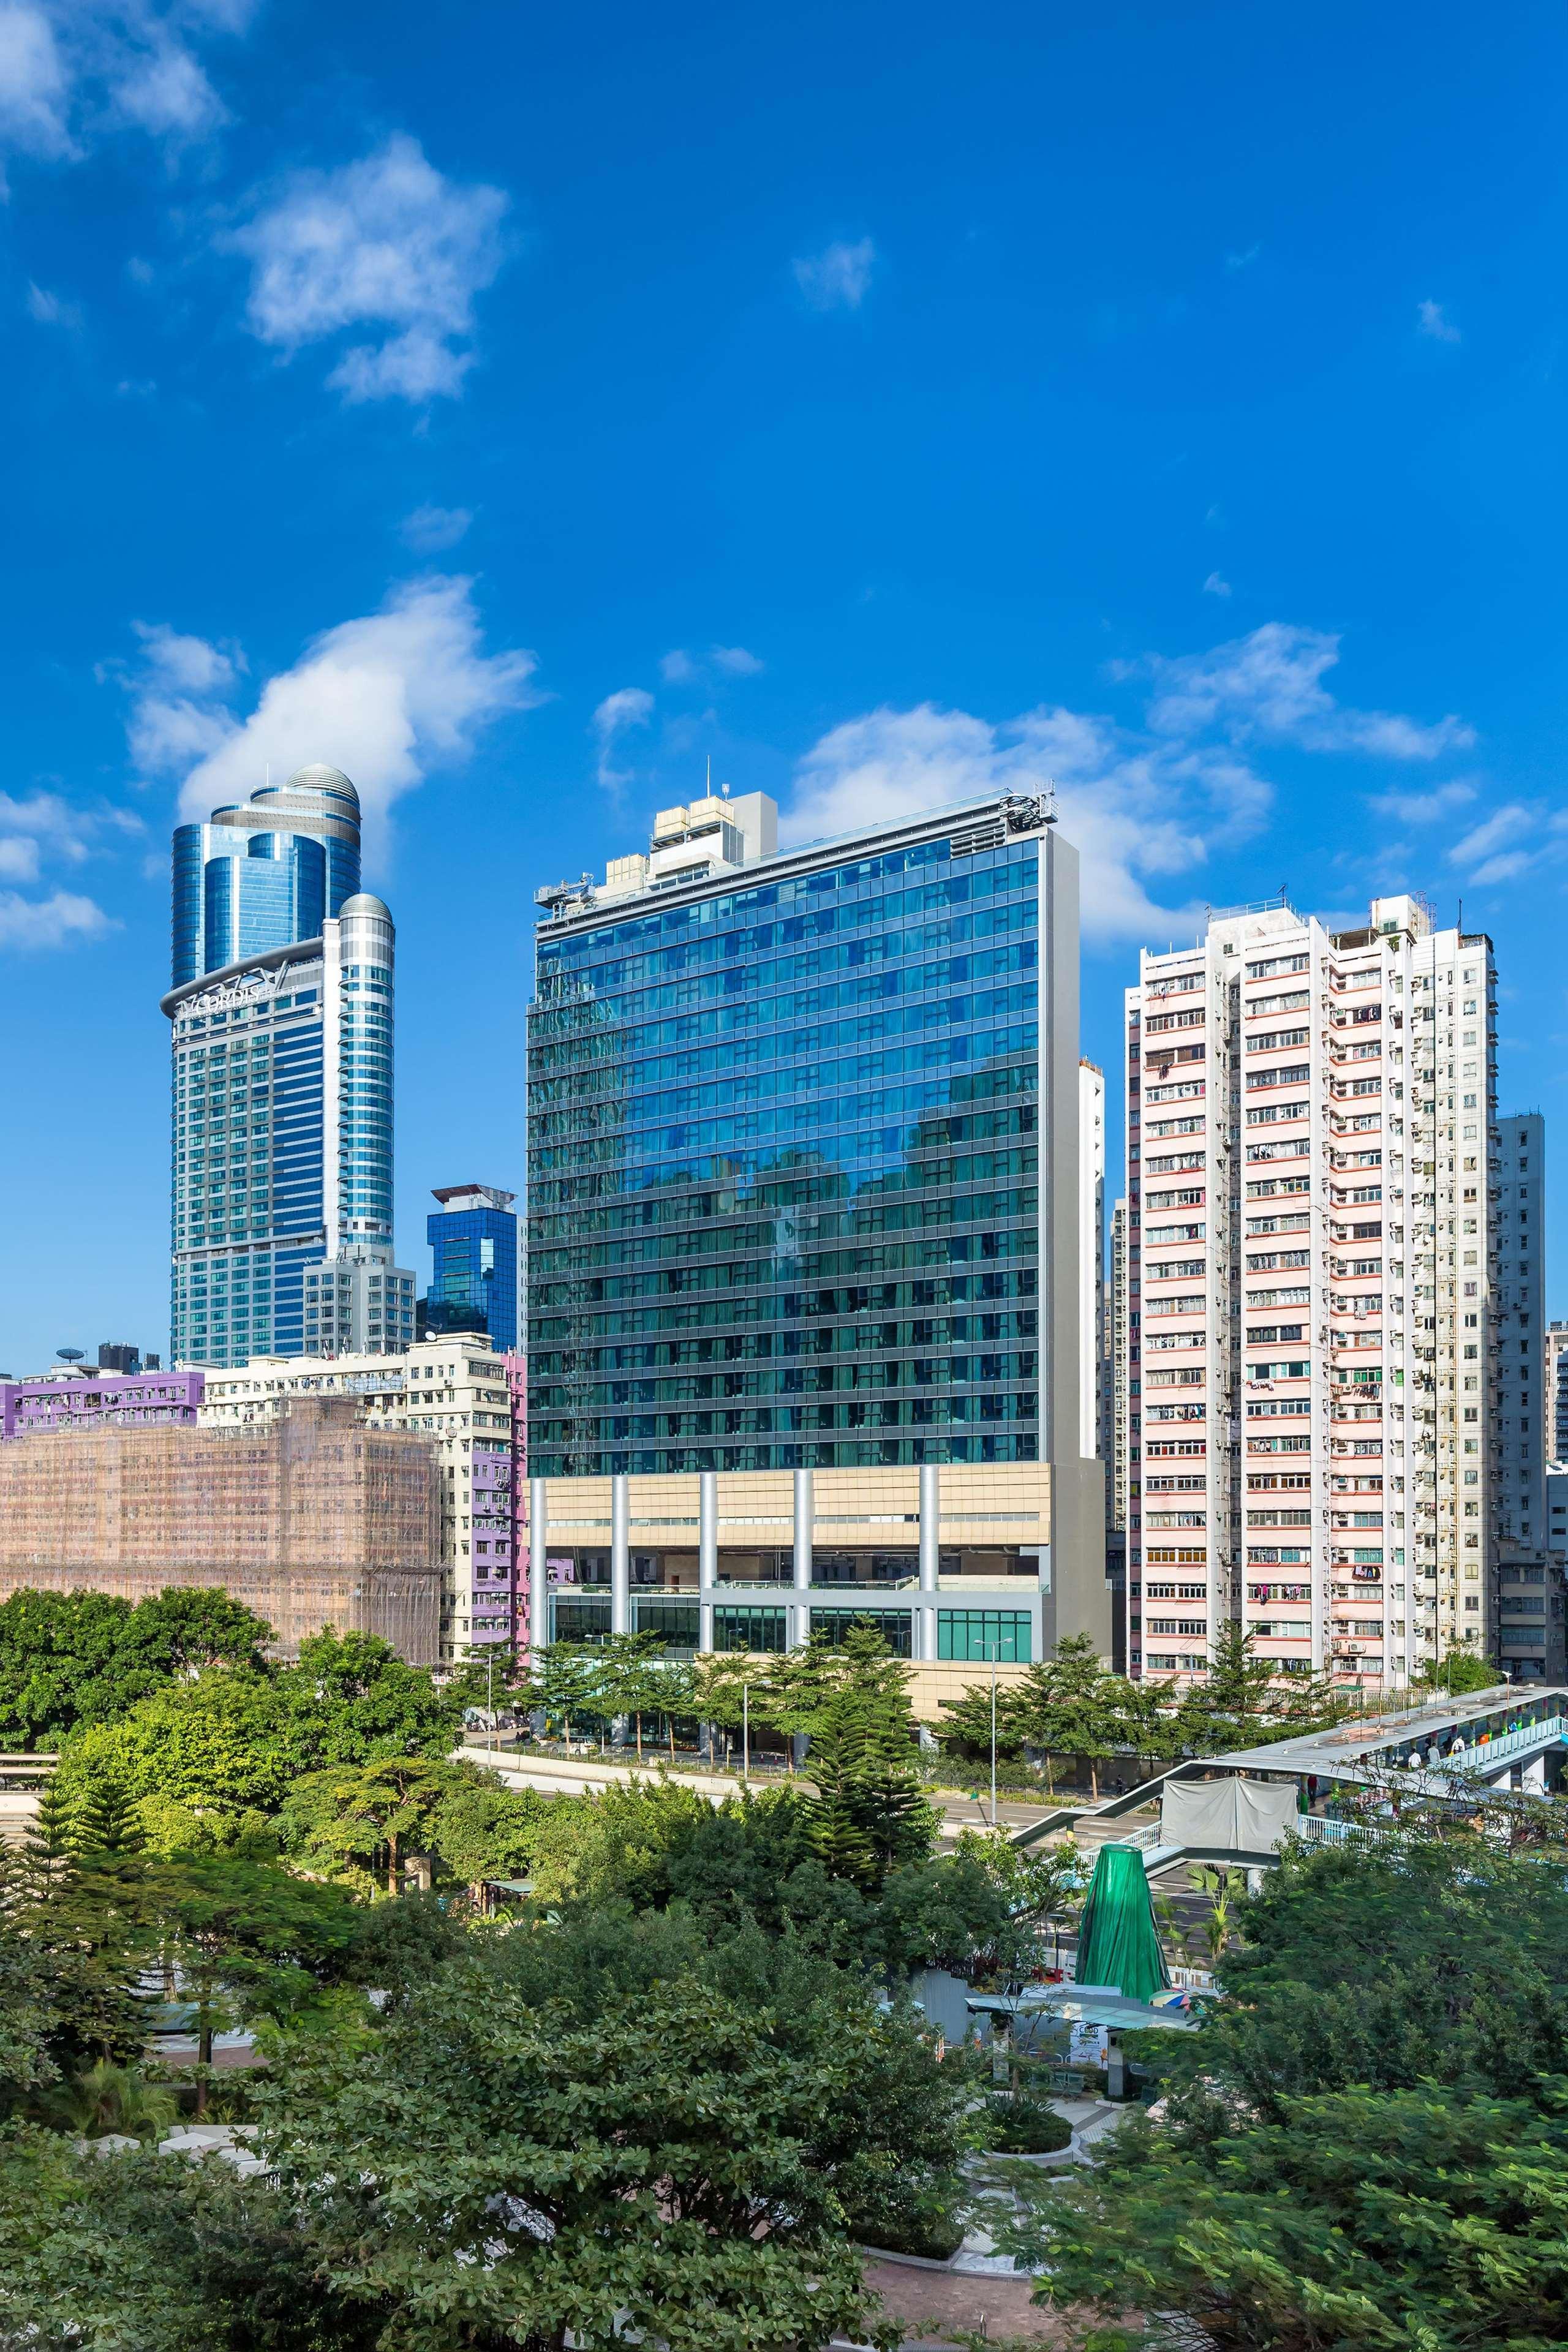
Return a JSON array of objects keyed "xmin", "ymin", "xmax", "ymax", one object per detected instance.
[{"xmin": 164, "ymin": 765, "xmax": 412, "ymax": 1368}]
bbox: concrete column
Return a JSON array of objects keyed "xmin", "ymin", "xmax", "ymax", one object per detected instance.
[
  {"xmin": 791, "ymin": 1466, "xmax": 813, "ymax": 1648},
  {"xmin": 529, "ymin": 1479, "xmax": 549, "ymax": 1656},
  {"xmin": 698, "ymin": 1469, "xmax": 717, "ymax": 1654},
  {"xmin": 918, "ymin": 1461, "xmax": 940, "ymax": 1662},
  {"xmin": 611, "ymin": 1473, "xmax": 631, "ymax": 1635},
  {"xmin": 1522, "ymin": 1752, "xmax": 1547, "ymax": 1795}
]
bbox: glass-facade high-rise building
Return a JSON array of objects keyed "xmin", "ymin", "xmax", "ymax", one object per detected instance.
[
  {"xmin": 524, "ymin": 788, "xmax": 1108, "ymax": 1687},
  {"xmin": 172, "ymin": 764, "xmax": 361, "ymax": 988},
  {"xmin": 162, "ymin": 766, "xmax": 401, "ymax": 1369},
  {"xmin": 424, "ymin": 1185, "xmax": 522, "ymax": 1349}
]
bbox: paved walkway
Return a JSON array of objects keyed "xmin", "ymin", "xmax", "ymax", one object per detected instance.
[{"xmin": 848, "ymin": 2262, "xmax": 1072, "ymax": 2346}]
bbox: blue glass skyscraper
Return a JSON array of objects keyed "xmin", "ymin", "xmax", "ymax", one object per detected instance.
[
  {"xmin": 162, "ymin": 766, "xmax": 402, "ymax": 1368},
  {"xmin": 424, "ymin": 1186, "xmax": 521, "ymax": 1349},
  {"xmin": 171, "ymin": 764, "xmax": 361, "ymax": 988},
  {"xmin": 524, "ymin": 788, "xmax": 1109, "ymax": 1676}
]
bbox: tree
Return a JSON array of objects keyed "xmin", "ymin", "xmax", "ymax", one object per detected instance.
[
  {"xmin": 130, "ymin": 1586, "xmax": 272, "ymax": 1676},
  {"xmin": 37, "ymin": 2058, "xmax": 178, "ymax": 2141},
  {"xmin": 19, "ymin": 1774, "xmax": 80, "ymax": 1902},
  {"xmin": 1012, "ymin": 1632, "xmax": 1123, "ymax": 1796},
  {"xmin": 1187, "ymin": 1862, "xmax": 1237, "ymax": 1969},
  {"xmin": 281, "ymin": 1627, "xmax": 463, "ymax": 1762},
  {"xmin": 1415, "ymin": 1645, "xmax": 1501, "ymax": 1696},
  {"xmin": 256, "ymin": 1913, "xmax": 970, "ymax": 2352},
  {"xmin": 277, "ymin": 1756, "xmax": 469, "ymax": 1896},
  {"xmin": 529, "ymin": 1639, "xmax": 608, "ymax": 1748},
  {"xmin": 72, "ymin": 1770, "xmax": 148, "ymax": 1862},
  {"xmin": 0, "ymin": 1586, "xmax": 273, "ymax": 1750},
  {"xmin": 1175, "ymin": 1828, "xmax": 1568, "ymax": 2113},
  {"xmin": 1173, "ymin": 1623, "xmax": 1280, "ymax": 1754},
  {"xmin": 934, "ymin": 1678, "xmax": 1030, "ymax": 1766},
  {"xmin": 146, "ymin": 1852, "xmax": 361, "ymax": 2105},
  {"xmin": 54, "ymin": 1642, "xmax": 462, "ymax": 1848},
  {"xmin": 425, "ymin": 1775, "xmax": 545, "ymax": 1904},
  {"xmin": 0, "ymin": 2125, "xmax": 384, "ymax": 2351},
  {"xmin": 1000, "ymin": 2082, "xmax": 1568, "ymax": 2352},
  {"xmin": 992, "ymin": 1829, "xmax": 1568, "ymax": 2350},
  {"xmin": 693, "ymin": 1649, "xmax": 783, "ymax": 1768},
  {"xmin": 799, "ymin": 1627, "xmax": 937, "ymax": 1889},
  {"xmin": 596, "ymin": 1629, "xmax": 675, "ymax": 1763}
]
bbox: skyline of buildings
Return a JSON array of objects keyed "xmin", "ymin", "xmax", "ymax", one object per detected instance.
[{"xmin": 4, "ymin": 755, "xmax": 1561, "ymax": 1691}]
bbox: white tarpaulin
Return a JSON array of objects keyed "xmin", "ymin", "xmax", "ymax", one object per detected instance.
[{"xmin": 1161, "ymin": 1775, "xmax": 1298, "ymax": 1854}]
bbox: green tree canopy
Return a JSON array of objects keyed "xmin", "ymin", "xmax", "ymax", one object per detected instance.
[
  {"xmin": 54, "ymin": 1637, "xmax": 462, "ymax": 1844},
  {"xmin": 995, "ymin": 1828, "xmax": 1568, "ymax": 2351},
  {"xmin": 257, "ymin": 1912, "xmax": 969, "ymax": 2352},
  {"xmin": 0, "ymin": 1586, "xmax": 272, "ymax": 1748},
  {"xmin": 1414, "ymin": 1645, "xmax": 1503, "ymax": 1695}
]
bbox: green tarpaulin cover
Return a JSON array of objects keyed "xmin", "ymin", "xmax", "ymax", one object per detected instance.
[{"xmin": 1073, "ymin": 1842, "xmax": 1171, "ymax": 2004}]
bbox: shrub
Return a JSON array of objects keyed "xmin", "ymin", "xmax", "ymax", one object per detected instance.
[{"xmin": 982, "ymin": 2094, "xmax": 1072, "ymax": 2153}]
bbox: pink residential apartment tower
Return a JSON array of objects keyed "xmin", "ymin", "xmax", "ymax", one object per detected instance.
[{"xmin": 1120, "ymin": 891, "xmax": 1531, "ymax": 1692}]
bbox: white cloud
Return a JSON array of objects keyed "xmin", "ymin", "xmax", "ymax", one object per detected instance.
[
  {"xmin": 0, "ymin": 2, "xmax": 72, "ymax": 156},
  {"xmin": 1225, "ymin": 242, "xmax": 1261, "ymax": 271},
  {"xmin": 1369, "ymin": 777, "xmax": 1477, "ymax": 824},
  {"xmin": 25, "ymin": 279, "xmax": 78, "ymax": 325},
  {"xmin": 0, "ymin": 0, "xmax": 244, "ymax": 167},
  {"xmin": 1417, "ymin": 298, "xmax": 1460, "ymax": 345},
  {"xmin": 793, "ymin": 235, "xmax": 875, "ymax": 312},
  {"xmin": 591, "ymin": 685, "xmax": 654, "ymax": 793},
  {"xmin": 662, "ymin": 644, "xmax": 763, "ymax": 685},
  {"xmin": 231, "ymin": 135, "xmax": 508, "ymax": 405},
  {"xmin": 0, "ymin": 788, "xmax": 99, "ymax": 864},
  {"xmin": 783, "ymin": 619, "xmax": 1480, "ymax": 941},
  {"xmin": 1202, "ymin": 572, "xmax": 1231, "ymax": 598},
  {"xmin": 0, "ymin": 783, "xmax": 136, "ymax": 953},
  {"xmin": 400, "ymin": 503, "xmax": 472, "ymax": 554},
  {"xmin": 785, "ymin": 701, "xmax": 1267, "ymax": 943},
  {"xmin": 111, "ymin": 577, "xmax": 539, "ymax": 854},
  {"xmin": 0, "ymin": 888, "xmax": 111, "ymax": 949},
  {"xmin": 1140, "ymin": 622, "xmax": 1474, "ymax": 760},
  {"xmin": 111, "ymin": 31, "xmax": 224, "ymax": 138},
  {"xmin": 134, "ymin": 619, "xmax": 241, "ymax": 693},
  {"xmin": 1446, "ymin": 803, "xmax": 1538, "ymax": 886}
]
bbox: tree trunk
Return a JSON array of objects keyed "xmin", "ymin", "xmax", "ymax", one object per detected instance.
[
  {"xmin": 1090, "ymin": 1758, "xmax": 1100, "ymax": 1800},
  {"xmin": 635, "ymin": 1713, "xmax": 644, "ymax": 1763},
  {"xmin": 668, "ymin": 1716, "xmax": 676, "ymax": 1763},
  {"xmin": 563, "ymin": 1709, "xmax": 572, "ymax": 1749},
  {"xmin": 1043, "ymin": 1751, "xmax": 1056, "ymax": 1796},
  {"xmin": 386, "ymin": 1830, "xmax": 401, "ymax": 1897},
  {"xmin": 196, "ymin": 1986, "xmax": 214, "ymax": 2116}
]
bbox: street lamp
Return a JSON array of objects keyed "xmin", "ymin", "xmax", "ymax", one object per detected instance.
[{"xmin": 989, "ymin": 1630, "xmax": 1000, "ymax": 1829}]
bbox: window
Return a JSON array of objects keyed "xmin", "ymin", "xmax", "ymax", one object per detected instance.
[
  {"xmin": 938, "ymin": 1609, "xmax": 1032, "ymax": 1662},
  {"xmin": 811, "ymin": 1607, "xmax": 913, "ymax": 1657},
  {"xmin": 712, "ymin": 1606, "xmax": 789, "ymax": 1653},
  {"xmin": 631, "ymin": 1597, "xmax": 702, "ymax": 1649}
]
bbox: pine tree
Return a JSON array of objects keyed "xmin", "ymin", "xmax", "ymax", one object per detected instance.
[
  {"xmin": 72, "ymin": 1774, "xmax": 146, "ymax": 1861},
  {"xmin": 800, "ymin": 1625, "xmax": 937, "ymax": 1888},
  {"xmin": 21, "ymin": 1775, "xmax": 80, "ymax": 1902}
]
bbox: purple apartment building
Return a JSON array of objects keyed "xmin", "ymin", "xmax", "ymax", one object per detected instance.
[{"xmin": 1, "ymin": 1368, "xmax": 205, "ymax": 1442}]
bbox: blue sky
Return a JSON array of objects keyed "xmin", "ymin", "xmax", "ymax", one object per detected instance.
[{"xmin": 1, "ymin": 0, "xmax": 1565, "ymax": 1371}]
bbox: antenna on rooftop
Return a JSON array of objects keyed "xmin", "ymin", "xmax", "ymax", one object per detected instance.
[{"xmin": 706, "ymin": 755, "xmax": 712, "ymax": 794}]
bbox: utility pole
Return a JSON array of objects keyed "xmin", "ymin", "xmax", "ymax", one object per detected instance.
[{"xmin": 742, "ymin": 1679, "xmax": 750, "ymax": 1781}]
